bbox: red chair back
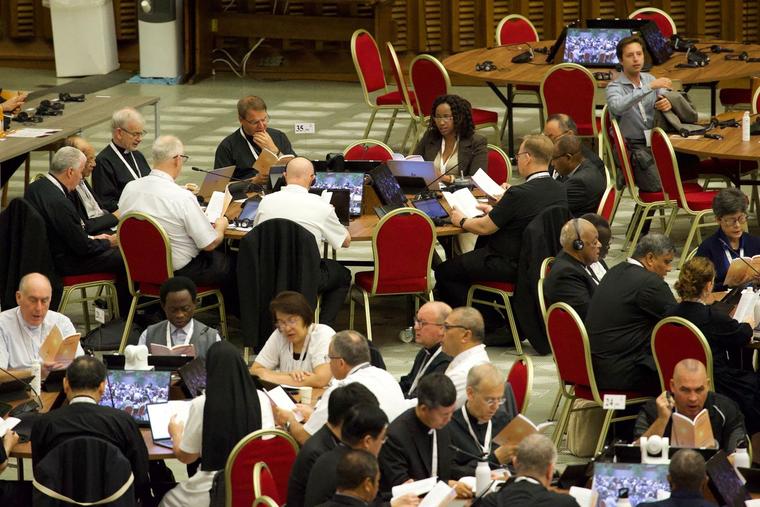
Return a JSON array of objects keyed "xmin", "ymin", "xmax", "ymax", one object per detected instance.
[
  {"xmin": 370, "ymin": 208, "xmax": 436, "ymax": 295},
  {"xmin": 253, "ymin": 463, "xmax": 280, "ymax": 504},
  {"xmin": 545, "ymin": 303, "xmax": 593, "ymax": 390},
  {"xmin": 597, "ymin": 185, "xmax": 616, "ymax": 222},
  {"xmin": 496, "ymin": 14, "xmax": 539, "ymax": 45},
  {"xmin": 351, "ymin": 30, "xmax": 387, "ymax": 94},
  {"xmin": 225, "ymin": 429, "xmax": 298, "ymax": 507},
  {"xmin": 651, "ymin": 317, "xmax": 714, "ymax": 392},
  {"xmin": 650, "ymin": 128, "xmax": 684, "ymax": 206},
  {"xmin": 117, "ymin": 213, "xmax": 173, "ymax": 294},
  {"xmin": 507, "ymin": 356, "xmax": 533, "ymax": 414},
  {"xmin": 344, "ymin": 140, "xmax": 394, "ymax": 161},
  {"xmin": 409, "ymin": 55, "xmax": 450, "ymax": 118},
  {"xmin": 486, "ymin": 144, "xmax": 511, "ymax": 185},
  {"xmin": 540, "ymin": 64, "xmax": 598, "ymax": 136},
  {"xmin": 630, "ymin": 8, "xmax": 676, "ymax": 38}
]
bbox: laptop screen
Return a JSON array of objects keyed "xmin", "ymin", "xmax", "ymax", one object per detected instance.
[
  {"xmin": 178, "ymin": 357, "xmax": 206, "ymax": 398},
  {"xmin": 706, "ymin": 450, "xmax": 751, "ymax": 507},
  {"xmin": 99, "ymin": 370, "xmax": 171, "ymax": 425},
  {"xmin": 563, "ymin": 28, "xmax": 633, "ymax": 67},
  {"xmin": 412, "ymin": 198, "xmax": 449, "ymax": 219},
  {"xmin": 592, "ymin": 462, "xmax": 670, "ymax": 506},
  {"xmin": 312, "ymin": 172, "xmax": 365, "ymax": 216},
  {"xmin": 370, "ymin": 164, "xmax": 407, "ymax": 207},
  {"xmin": 639, "ymin": 21, "xmax": 672, "ymax": 64}
]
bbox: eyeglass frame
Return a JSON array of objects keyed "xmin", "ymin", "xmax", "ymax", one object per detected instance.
[
  {"xmin": 240, "ymin": 114, "xmax": 271, "ymax": 127},
  {"xmin": 719, "ymin": 214, "xmax": 748, "ymax": 226},
  {"xmin": 119, "ymin": 127, "xmax": 148, "ymax": 138}
]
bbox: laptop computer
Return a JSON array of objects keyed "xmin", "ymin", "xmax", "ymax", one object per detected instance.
[
  {"xmin": 585, "ymin": 18, "xmax": 649, "ymax": 30},
  {"xmin": 592, "ymin": 462, "xmax": 670, "ymax": 506},
  {"xmin": 103, "ymin": 354, "xmax": 195, "ymax": 371},
  {"xmin": 313, "ymin": 159, "xmax": 382, "ymax": 174},
  {"xmin": 706, "ymin": 450, "xmax": 752, "ymax": 506},
  {"xmin": 178, "ymin": 357, "xmax": 206, "ymax": 398},
  {"xmin": 147, "ymin": 400, "xmax": 191, "ymax": 449},
  {"xmin": 99, "ymin": 369, "xmax": 171, "ymax": 426},
  {"xmin": 198, "ymin": 165, "xmax": 235, "ymax": 203},
  {"xmin": 387, "ymin": 160, "xmax": 438, "ymax": 193},
  {"xmin": 311, "ymin": 172, "xmax": 365, "ymax": 217},
  {"xmin": 638, "ymin": 21, "xmax": 673, "ymax": 65},
  {"xmin": 369, "ymin": 164, "xmax": 408, "ymax": 209},
  {"xmin": 563, "ymin": 28, "xmax": 633, "ymax": 67}
]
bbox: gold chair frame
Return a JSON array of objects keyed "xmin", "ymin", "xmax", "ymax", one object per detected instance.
[{"xmin": 651, "ymin": 316, "xmax": 715, "ymax": 393}]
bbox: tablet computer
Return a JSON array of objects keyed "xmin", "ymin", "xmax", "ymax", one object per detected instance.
[
  {"xmin": 411, "ymin": 198, "xmax": 449, "ymax": 220},
  {"xmin": 563, "ymin": 28, "xmax": 633, "ymax": 67},
  {"xmin": 147, "ymin": 400, "xmax": 191, "ymax": 449}
]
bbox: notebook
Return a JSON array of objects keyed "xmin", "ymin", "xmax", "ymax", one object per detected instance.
[
  {"xmin": 198, "ymin": 166, "xmax": 235, "ymax": 203},
  {"xmin": 147, "ymin": 400, "xmax": 191, "ymax": 449},
  {"xmin": 563, "ymin": 28, "xmax": 633, "ymax": 67},
  {"xmin": 591, "ymin": 462, "xmax": 670, "ymax": 506},
  {"xmin": 98, "ymin": 370, "xmax": 171, "ymax": 426}
]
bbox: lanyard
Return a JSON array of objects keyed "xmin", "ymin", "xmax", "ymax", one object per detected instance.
[
  {"xmin": 239, "ymin": 128, "xmax": 260, "ymax": 161},
  {"xmin": 720, "ymin": 238, "xmax": 744, "ymax": 268},
  {"xmin": 430, "ymin": 428, "xmax": 438, "ymax": 478},
  {"xmin": 165, "ymin": 320, "xmax": 193, "ymax": 347},
  {"xmin": 109, "ymin": 142, "xmax": 142, "ymax": 181},
  {"xmin": 461, "ymin": 405, "xmax": 492, "ymax": 456},
  {"xmin": 440, "ymin": 137, "xmax": 458, "ymax": 171},
  {"xmin": 45, "ymin": 173, "xmax": 67, "ymax": 196},
  {"xmin": 408, "ymin": 346, "xmax": 443, "ymax": 395},
  {"xmin": 515, "ymin": 476, "xmax": 541, "ymax": 485},
  {"xmin": 289, "ymin": 325, "xmax": 313, "ymax": 371}
]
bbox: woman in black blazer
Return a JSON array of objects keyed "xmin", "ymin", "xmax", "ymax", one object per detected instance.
[{"xmin": 413, "ymin": 94, "xmax": 488, "ymax": 182}]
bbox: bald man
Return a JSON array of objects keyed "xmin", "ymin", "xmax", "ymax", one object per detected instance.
[
  {"xmin": 543, "ymin": 219, "xmax": 602, "ymax": 319},
  {"xmin": 0, "ymin": 273, "xmax": 83, "ymax": 370},
  {"xmin": 399, "ymin": 302, "xmax": 453, "ymax": 398},
  {"xmin": 65, "ymin": 136, "xmax": 120, "ymax": 235},
  {"xmin": 634, "ymin": 359, "xmax": 746, "ymax": 452},
  {"xmin": 254, "ymin": 157, "xmax": 351, "ymax": 327}
]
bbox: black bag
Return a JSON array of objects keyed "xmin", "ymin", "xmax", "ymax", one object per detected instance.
[{"xmin": 81, "ymin": 318, "xmax": 144, "ymax": 352}]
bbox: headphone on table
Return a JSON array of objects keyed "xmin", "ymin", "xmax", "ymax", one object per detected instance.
[{"xmin": 572, "ymin": 218, "xmax": 584, "ymax": 251}]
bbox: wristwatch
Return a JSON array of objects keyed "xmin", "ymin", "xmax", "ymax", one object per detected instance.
[
  {"xmin": 459, "ymin": 217, "xmax": 467, "ymax": 228},
  {"xmin": 284, "ymin": 420, "xmax": 292, "ymax": 433}
]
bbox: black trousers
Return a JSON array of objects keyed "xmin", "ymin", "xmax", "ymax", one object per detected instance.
[
  {"xmin": 175, "ymin": 250, "xmax": 239, "ymax": 316},
  {"xmin": 318, "ymin": 259, "xmax": 351, "ymax": 328},
  {"xmin": 433, "ymin": 248, "xmax": 517, "ymax": 309},
  {"xmin": 58, "ymin": 248, "xmax": 131, "ymax": 318}
]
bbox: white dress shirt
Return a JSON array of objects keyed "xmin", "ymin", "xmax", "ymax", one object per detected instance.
[
  {"xmin": 304, "ymin": 362, "xmax": 406, "ymax": 435},
  {"xmin": 0, "ymin": 307, "xmax": 82, "ymax": 369},
  {"xmin": 253, "ymin": 185, "xmax": 348, "ymax": 251},
  {"xmin": 118, "ymin": 170, "xmax": 217, "ymax": 271},
  {"xmin": 76, "ymin": 180, "xmax": 108, "ymax": 219},
  {"xmin": 445, "ymin": 344, "xmax": 490, "ymax": 408},
  {"xmin": 255, "ymin": 323, "xmax": 333, "ymax": 373}
]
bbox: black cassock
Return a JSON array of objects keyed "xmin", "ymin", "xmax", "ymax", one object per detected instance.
[
  {"xmin": 213, "ymin": 127, "xmax": 295, "ymax": 180},
  {"xmin": 92, "ymin": 142, "xmax": 151, "ymax": 212},
  {"xmin": 398, "ymin": 344, "xmax": 452, "ymax": 399}
]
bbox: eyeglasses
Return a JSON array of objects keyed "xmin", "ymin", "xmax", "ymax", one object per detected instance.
[
  {"xmin": 433, "ymin": 115, "xmax": 454, "ymax": 122},
  {"xmin": 175, "ymin": 154, "xmax": 190, "ymax": 162},
  {"xmin": 551, "ymin": 151, "xmax": 578, "ymax": 161},
  {"xmin": 515, "ymin": 151, "xmax": 529, "ymax": 159},
  {"xmin": 326, "ymin": 355, "xmax": 343, "ymax": 361},
  {"xmin": 275, "ymin": 316, "xmax": 302, "ymax": 330},
  {"xmin": 720, "ymin": 214, "xmax": 748, "ymax": 226},
  {"xmin": 442, "ymin": 322, "xmax": 469, "ymax": 332},
  {"xmin": 481, "ymin": 396, "xmax": 507, "ymax": 406},
  {"xmin": 414, "ymin": 317, "xmax": 445, "ymax": 328},
  {"xmin": 241, "ymin": 115, "xmax": 270, "ymax": 127},
  {"xmin": 120, "ymin": 128, "xmax": 147, "ymax": 138}
]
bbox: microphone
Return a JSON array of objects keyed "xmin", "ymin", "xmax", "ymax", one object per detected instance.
[
  {"xmin": 414, "ymin": 161, "xmax": 463, "ymax": 201},
  {"xmin": 191, "ymin": 166, "xmax": 248, "ymax": 182},
  {"xmin": 0, "ymin": 365, "xmax": 43, "ymax": 412},
  {"xmin": 448, "ymin": 443, "xmax": 501, "ymax": 468}
]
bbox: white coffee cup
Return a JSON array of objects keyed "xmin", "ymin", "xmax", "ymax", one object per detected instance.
[{"xmin": 299, "ymin": 386, "xmax": 313, "ymax": 405}]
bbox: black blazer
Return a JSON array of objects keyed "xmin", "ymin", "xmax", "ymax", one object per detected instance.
[
  {"xmin": 398, "ymin": 344, "xmax": 451, "ymax": 398},
  {"xmin": 214, "ymin": 127, "xmax": 295, "ymax": 180},
  {"xmin": 289, "ymin": 425, "xmax": 340, "ymax": 507},
  {"xmin": 564, "ymin": 159, "xmax": 607, "ymax": 217},
  {"xmin": 413, "ymin": 132, "xmax": 488, "ymax": 177},
  {"xmin": 449, "ymin": 405, "xmax": 511, "ymax": 479},
  {"xmin": 543, "ymin": 250, "xmax": 597, "ymax": 320},
  {"xmin": 72, "ymin": 179, "xmax": 118, "ymax": 235},
  {"xmin": 480, "ymin": 479, "xmax": 580, "ymax": 507},
  {"xmin": 92, "ymin": 144, "xmax": 151, "ymax": 212},
  {"xmin": 586, "ymin": 262, "xmax": 676, "ymax": 391}
]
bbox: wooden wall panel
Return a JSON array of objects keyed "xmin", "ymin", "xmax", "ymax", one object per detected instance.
[{"xmin": 113, "ymin": 0, "xmax": 138, "ymax": 41}]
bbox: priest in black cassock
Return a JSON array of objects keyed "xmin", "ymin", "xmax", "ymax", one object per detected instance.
[
  {"xmin": 213, "ymin": 95, "xmax": 296, "ymax": 181},
  {"xmin": 66, "ymin": 136, "xmax": 119, "ymax": 235},
  {"xmin": 450, "ymin": 363, "xmax": 514, "ymax": 478},
  {"xmin": 399, "ymin": 301, "xmax": 453, "ymax": 399},
  {"xmin": 378, "ymin": 374, "xmax": 473, "ymax": 499},
  {"xmin": 92, "ymin": 107, "xmax": 152, "ymax": 211}
]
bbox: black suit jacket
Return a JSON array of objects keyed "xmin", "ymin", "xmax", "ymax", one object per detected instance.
[
  {"xmin": 72, "ymin": 179, "xmax": 118, "ymax": 235},
  {"xmin": 31, "ymin": 401, "xmax": 151, "ymax": 501},
  {"xmin": 543, "ymin": 250, "xmax": 597, "ymax": 320},
  {"xmin": 214, "ymin": 127, "xmax": 295, "ymax": 180},
  {"xmin": 480, "ymin": 479, "xmax": 579, "ymax": 507},
  {"xmin": 413, "ymin": 132, "xmax": 488, "ymax": 177},
  {"xmin": 449, "ymin": 405, "xmax": 511, "ymax": 479},
  {"xmin": 378, "ymin": 408, "xmax": 453, "ymax": 495},
  {"xmin": 288, "ymin": 425, "xmax": 340, "ymax": 507},
  {"xmin": 586, "ymin": 262, "xmax": 676, "ymax": 391},
  {"xmin": 25, "ymin": 176, "xmax": 112, "ymax": 274},
  {"xmin": 564, "ymin": 159, "xmax": 606, "ymax": 217},
  {"xmin": 398, "ymin": 344, "xmax": 451, "ymax": 398},
  {"xmin": 92, "ymin": 143, "xmax": 151, "ymax": 212},
  {"xmin": 305, "ymin": 446, "xmax": 347, "ymax": 507}
]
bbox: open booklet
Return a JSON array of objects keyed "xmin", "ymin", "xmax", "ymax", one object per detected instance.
[
  {"xmin": 671, "ymin": 409, "xmax": 716, "ymax": 448},
  {"xmin": 732, "ymin": 288, "xmax": 758, "ymax": 325},
  {"xmin": 441, "ymin": 188, "xmax": 482, "ymax": 218},
  {"xmin": 392, "ymin": 153, "xmax": 425, "ymax": 161},
  {"xmin": 205, "ymin": 186, "xmax": 233, "ymax": 222},
  {"xmin": 492, "ymin": 414, "xmax": 554, "ymax": 447},
  {"xmin": 724, "ymin": 256, "xmax": 760, "ymax": 287},
  {"xmin": 471, "ymin": 169, "xmax": 505, "ymax": 200},
  {"xmin": 149, "ymin": 343, "xmax": 196, "ymax": 357},
  {"xmin": 253, "ymin": 148, "xmax": 295, "ymax": 175},
  {"xmin": 392, "ymin": 477, "xmax": 456, "ymax": 507},
  {"xmin": 38, "ymin": 325, "xmax": 81, "ymax": 365},
  {"xmin": 568, "ymin": 486, "xmax": 599, "ymax": 507}
]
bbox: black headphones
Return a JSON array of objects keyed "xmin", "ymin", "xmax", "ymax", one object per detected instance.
[
  {"xmin": 475, "ymin": 60, "xmax": 497, "ymax": 72},
  {"xmin": 572, "ymin": 219, "xmax": 584, "ymax": 251},
  {"xmin": 13, "ymin": 111, "xmax": 43, "ymax": 123},
  {"xmin": 725, "ymin": 51, "xmax": 749, "ymax": 61},
  {"xmin": 59, "ymin": 92, "xmax": 85, "ymax": 102}
]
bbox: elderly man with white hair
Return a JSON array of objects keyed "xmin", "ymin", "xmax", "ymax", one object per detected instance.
[
  {"xmin": 25, "ymin": 146, "xmax": 122, "ymax": 279},
  {"xmin": 119, "ymin": 135, "xmax": 233, "ymax": 289},
  {"xmin": 93, "ymin": 107, "xmax": 152, "ymax": 211}
]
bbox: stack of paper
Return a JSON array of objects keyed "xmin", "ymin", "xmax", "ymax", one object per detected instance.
[
  {"xmin": 205, "ymin": 187, "xmax": 233, "ymax": 222},
  {"xmin": 441, "ymin": 188, "xmax": 482, "ymax": 218},
  {"xmin": 471, "ymin": 169, "xmax": 505, "ymax": 200}
]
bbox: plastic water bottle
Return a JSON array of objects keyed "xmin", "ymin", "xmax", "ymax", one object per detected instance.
[
  {"xmin": 743, "ymin": 111, "xmax": 751, "ymax": 142},
  {"xmin": 475, "ymin": 460, "xmax": 491, "ymax": 496},
  {"xmin": 733, "ymin": 447, "xmax": 750, "ymax": 472},
  {"xmin": 30, "ymin": 360, "xmax": 41, "ymax": 399}
]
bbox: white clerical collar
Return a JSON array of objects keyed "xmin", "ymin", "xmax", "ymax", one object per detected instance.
[
  {"xmin": 526, "ymin": 171, "xmax": 551, "ymax": 182},
  {"xmin": 70, "ymin": 395, "xmax": 97, "ymax": 405},
  {"xmin": 627, "ymin": 257, "xmax": 644, "ymax": 268},
  {"xmin": 149, "ymin": 169, "xmax": 175, "ymax": 182},
  {"xmin": 282, "ymin": 184, "xmax": 308, "ymax": 194},
  {"xmin": 45, "ymin": 173, "xmax": 68, "ymax": 196}
]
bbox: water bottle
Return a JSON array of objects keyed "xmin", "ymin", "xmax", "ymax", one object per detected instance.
[
  {"xmin": 475, "ymin": 459, "xmax": 491, "ymax": 496},
  {"xmin": 616, "ymin": 487, "xmax": 632, "ymax": 507},
  {"xmin": 733, "ymin": 447, "xmax": 750, "ymax": 472},
  {"xmin": 30, "ymin": 360, "xmax": 41, "ymax": 399},
  {"xmin": 742, "ymin": 111, "xmax": 750, "ymax": 142}
]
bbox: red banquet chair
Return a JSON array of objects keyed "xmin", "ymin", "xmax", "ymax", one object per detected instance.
[
  {"xmin": 343, "ymin": 139, "xmax": 394, "ymax": 162},
  {"xmin": 385, "ymin": 41, "xmax": 421, "ymax": 152},
  {"xmin": 116, "ymin": 212, "xmax": 227, "ymax": 352},
  {"xmin": 349, "ymin": 208, "xmax": 436, "ymax": 341},
  {"xmin": 540, "ymin": 64, "xmax": 601, "ymax": 146},
  {"xmin": 486, "ymin": 144, "xmax": 512, "ymax": 186},
  {"xmin": 409, "ymin": 54, "xmax": 499, "ymax": 144},
  {"xmin": 224, "ymin": 429, "xmax": 298, "ymax": 507},
  {"xmin": 596, "ymin": 185, "xmax": 617, "ymax": 223},
  {"xmin": 629, "ymin": 7, "xmax": 677, "ymax": 39},
  {"xmin": 545, "ymin": 303, "xmax": 652, "ymax": 456},
  {"xmin": 508, "ymin": 355, "xmax": 533, "ymax": 414},
  {"xmin": 58, "ymin": 272, "xmax": 120, "ymax": 335},
  {"xmin": 494, "ymin": 14, "xmax": 543, "ymax": 138},
  {"xmin": 350, "ymin": 29, "xmax": 409, "ymax": 143},
  {"xmin": 651, "ymin": 316, "xmax": 714, "ymax": 393},
  {"xmin": 466, "ymin": 280, "xmax": 522, "ymax": 355},
  {"xmin": 650, "ymin": 128, "xmax": 718, "ymax": 268}
]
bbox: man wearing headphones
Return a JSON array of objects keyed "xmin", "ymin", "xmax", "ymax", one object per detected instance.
[{"xmin": 543, "ymin": 218, "xmax": 601, "ymax": 320}]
